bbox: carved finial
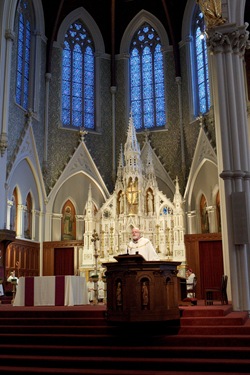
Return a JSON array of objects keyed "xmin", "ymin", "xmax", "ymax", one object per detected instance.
[
  {"xmin": 25, "ymin": 109, "xmax": 33, "ymax": 127},
  {"xmin": 144, "ymin": 129, "xmax": 151, "ymax": 143},
  {"xmin": 198, "ymin": 114, "xmax": 204, "ymax": 128},
  {"xmin": 79, "ymin": 127, "xmax": 88, "ymax": 142}
]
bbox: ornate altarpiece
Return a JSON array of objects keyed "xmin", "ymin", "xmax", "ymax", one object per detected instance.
[{"xmin": 79, "ymin": 116, "xmax": 186, "ymax": 277}]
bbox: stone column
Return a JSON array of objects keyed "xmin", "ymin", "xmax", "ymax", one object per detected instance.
[
  {"xmin": 16, "ymin": 204, "xmax": 26, "ymax": 238},
  {"xmin": 0, "ymin": 29, "xmax": 14, "ymax": 156},
  {"xmin": 75, "ymin": 215, "xmax": 84, "ymax": 241},
  {"xmin": 207, "ymin": 205, "xmax": 217, "ymax": 233},
  {"xmin": 51, "ymin": 213, "xmax": 63, "ymax": 241},
  {"xmin": 6, "ymin": 200, "xmax": 13, "ymax": 230},
  {"xmin": 207, "ymin": 22, "xmax": 250, "ymax": 311},
  {"xmin": 187, "ymin": 210, "xmax": 197, "ymax": 234}
]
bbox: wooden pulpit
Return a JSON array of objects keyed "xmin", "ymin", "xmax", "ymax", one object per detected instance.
[{"xmin": 103, "ymin": 254, "xmax": 181, "ymax": 322}]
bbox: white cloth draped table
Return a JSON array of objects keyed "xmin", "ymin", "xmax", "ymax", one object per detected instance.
[{"xmin": 13, "ymin": 276, "xmax": 89, "ymax": 306}]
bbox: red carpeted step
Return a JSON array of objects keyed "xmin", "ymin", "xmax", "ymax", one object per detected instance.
[
  {"xmin": 1, "ymin": 332, "xmax": 250, "ymax": 348},
  {"xmin": 0, "ymin": 367, "xmax": 247, "ymax": 375},
  {"xmin": 180, "ymin": 311, "xmax": 249, "ymax": 326},
  {"xmin": 0, "ymin": 303, "xmax": 250, "ymax": 374},
  {"xmin": 0, "ymin": 306, "xmax": 106, "ymax": 318},
  {"xmin": 178, "ymin": 325, "xmax": 250, "ymax": 335},
  {"xmin": 0, "ymin": 344, "xmax": 250, "ymax": 360},
  {"xmin": 0, "ymin": 324, "xmax": 116, "ymax": 334},
  {"xmin": 0, "ymin": 354, "xmax": 250, "ymax": 373},
  {"xmin": 180, "ymin": 305, "xmax": 233, "ymax": 317}
]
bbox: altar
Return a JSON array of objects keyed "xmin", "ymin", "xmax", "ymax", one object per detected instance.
[{"xmin": 13, "ymin": 275, "xmax": 89, "ymax": 306}]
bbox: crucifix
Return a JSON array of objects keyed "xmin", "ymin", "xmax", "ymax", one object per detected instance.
[{"xmin": 91, "ymin": 230, "xmax": 100, "ymax": 275}]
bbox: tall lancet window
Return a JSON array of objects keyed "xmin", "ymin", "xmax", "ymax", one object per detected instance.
[
  {"xmin": 193, "ymin": 7, "xmax": 210, "ymax": 115},
  {"xmin": 130, "ymin": 23, "xmax": 166, "ymax": 130},
  {"xmin": 15, "ymin": 0, "xmax": 33, "ymax": 110},
  {"xmin": 62, "ymin": 19, "xmax": 95, "ymax": 129}
]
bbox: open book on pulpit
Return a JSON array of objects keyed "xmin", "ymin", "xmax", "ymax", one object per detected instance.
[{"xmin": 113, "ymin": 253, "xmax": 145, "ymax": 263}]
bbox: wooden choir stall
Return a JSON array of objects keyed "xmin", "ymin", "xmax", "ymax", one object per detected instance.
[{"xmin": 103, "ymin": 254, "xmax": 181, "ymax": 322}]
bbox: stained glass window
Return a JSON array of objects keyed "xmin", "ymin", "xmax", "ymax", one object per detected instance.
[
  {"xmin": 16, "ymin": 0, "xmax": 32, "ymax": 110},
  {"xmin": 62, "ymin": 20, "xmax": 95, "ymax": 129},
  {"xmin": 160, "ymin": 206, "xmax": 173, "ymax": 216},
  {"xmin": 193, "ymin": 10, "xmax": 210, "ymax": 115},
  {"xmin": 130, "ymin": 23, "xmax": 166, "ymax": 130}
]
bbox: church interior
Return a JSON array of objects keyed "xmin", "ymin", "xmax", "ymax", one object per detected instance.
[{"xmin": 0, "ymin": 0, "xmax": 250, "ymax": 315}]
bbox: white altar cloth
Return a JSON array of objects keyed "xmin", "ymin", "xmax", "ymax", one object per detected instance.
[{"xmin": 13, "ymin": 276, "xmax": 89, "ymax": 306}]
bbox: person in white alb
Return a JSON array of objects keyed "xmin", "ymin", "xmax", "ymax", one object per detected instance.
[
  {"xmin": 127, "ymin": 227, "xmax": 160, "ymax": 261},
  {"xmin": 87, "ymin": 276, "xmax": 95, "ymax": 304},
  {"xmin": 0, "ymin": 281, "xmax": 3, "ymax": 297},
  {"xmin": 7, "ymin": 270, "xmax": 18, "ymax": 284},
  {"xmin": 186, "ymin": 268, "xmax": 196, "ymax": 298},
  {"xmin": 97, "ymin": 278, "xmax": 105, "ymax": 303}
]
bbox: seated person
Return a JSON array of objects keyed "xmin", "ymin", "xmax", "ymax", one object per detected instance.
[
  {"xmin": 0, "ymin": 278, "xmax": 4, "ymax": 297},
  {"xmin": 186, "ymin": 268, "xmax": 196, "ymax": 298}
]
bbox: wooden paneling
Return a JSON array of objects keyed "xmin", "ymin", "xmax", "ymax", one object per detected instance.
[
  {"xmin": 199, "ymin": 240, "xmax": 224, "ymax": 299},
  {"xmin": 43, "ymin": 240, "xmax": 83, "ymax": 276},
  {"xmin": 5, "ymin": 239, "xmax": 40, "ymax": 279},
  {"xmin": 184, "ymin": 233, "xmax": 222, "ymax": 300},
  {"xmin": 42, "ymin": 245, "xmax": 54, "ymax": 276},
  {"xmin": 54, "ymin": 247, "xmax": 74, "ymax": 275}
]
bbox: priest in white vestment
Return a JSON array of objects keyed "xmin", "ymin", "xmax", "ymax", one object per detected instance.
[{"xmin": 127, "ymin": 227, "xmax": 160, "ymax": 261}]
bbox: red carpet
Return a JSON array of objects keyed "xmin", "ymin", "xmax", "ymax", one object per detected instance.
[{"xmin": 0, "ymin": 301, "xmax": 250, "ymax": 374}]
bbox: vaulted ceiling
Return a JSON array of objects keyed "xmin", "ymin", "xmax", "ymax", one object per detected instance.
[
  {"xmin": 40, "ymin": 0, "xmax": 250, "ymax": 87},
  {"xmin": 41, "ymin": 0, "xmax": 188, "ymax": 51}
]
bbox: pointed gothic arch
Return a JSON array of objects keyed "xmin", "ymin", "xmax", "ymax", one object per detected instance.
[{"xmin": 120, "ymin": 9, "xmax": 169, "ymax": 54}]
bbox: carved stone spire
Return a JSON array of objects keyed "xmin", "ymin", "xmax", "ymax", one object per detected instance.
[
  {"xmin": 85, "ymin": 184, "xmax": 94, "ymax": 218},
  {"xmin": 145, "ymin": 144, "xmax": 156, "ymax": 185},
  {"xmin": 116, "ymin": 144, "xmax": 124, "ymax": 182},
  {"xmin": 123, "ymin": 114, "xmax": 142, "ymax": 176},
  {"xmin": 173, "ymin": 176, "xmax": 182, "ymax": 206}
]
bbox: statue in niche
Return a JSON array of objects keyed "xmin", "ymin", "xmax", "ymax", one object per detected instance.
[
  {"xmin": 197, "ymin": 0, "xmax": 226, "ymax": 28},
  {"xmin": 63, "ymin": 206, "xmax": 73, "ymax": 235},
  {"xmin": 200, "ymin": 197, "xmax": 209, "ymax": 233},
  {"xmin": 126, "ymin": 180, "xmax": 138, "ymax": 215},
  {"xmin": 142, "ymin": 281, "xmax": 149, "ymax": 309},
  {"xmin": 118, "ymin": 192, "xmax": 124, "ymax": 215},
  {"xmin": 147, "ymin": 191, "xmax": 154, "ymax": 214},
  {"xmin": 116, "ymin": 282, "xmax": 122, "ymax": 307}
]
